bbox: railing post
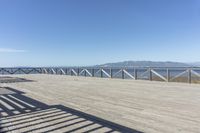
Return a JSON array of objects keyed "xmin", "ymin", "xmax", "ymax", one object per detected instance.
[
  {"xmin": 39, "ymin": 68, "xmax": 42, "ymax": 74},
  {"xmin": 40, "ymin": 68, "xmax": 43, "ymax": 74},
  {"xmin": 46, "ymin": 68, "xmax": 48, "ymax": 74},
  {"xmin": 92, "ymin": 68, "xmax": 95, "ymax": 77},
  {"xmin": 55, "ymin": 68, "xmax": 58, "ymax": 75},
  {"xmin": 59, "ymin": 69, "xmax": 62, "ymax": 75},
  {"xmin": 65, "ymin": 68, "xmax": 68, "ymax": 75},
  {"xmin": 149, "ymin": 68, "xmax": 152, "ymax": 81},
  {"xmin": 110, "ymin": 68, "xmax": 113, "ymax": 78},
  {"xmin": 134, "ymin": 68, "xmax": 137, "ymax": 80},
  {"xmin": 122, "ymin": 69, "xmax": 125, "ymax": 79},
  {"xmin": 167, "ymin": 69, "xmax": 170, "ymax": 82},
  {"xmin": 84, "ymin": 69, "xmax": 87, "ymax": 77},
  {"xmin": 101, "ymin": 69, "xmax": 103, "ymax": 78},
  {"xmin": 188, "ymin": 69, "xmax": 192, "ymax": 84},
  {"xmin": 77, "ymin": 68, "xmax": 80, "ymax": 76}
]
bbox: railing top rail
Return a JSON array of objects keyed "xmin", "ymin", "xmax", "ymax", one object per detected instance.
[
  {"xmin": 42, "ymin": 66, "xmax": 200, "ymax": 69},
  {"xmin": 0, "ymin": 67, "xmax": 43, "ymax": 69},
  {"xmin": 1, "ymin": 67, "xmax": 200, "ymax": 70}
]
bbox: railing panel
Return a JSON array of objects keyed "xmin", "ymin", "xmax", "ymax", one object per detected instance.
[
  {"xmin": 112, "ymin": 69, "xmax": 122, "ymax": 79},
  {"xmin": 151, "ymin": 68, "xmax": 167, "ymax": 81},
  {"xmin": 137, "ymin": 68, "xmax": 149, "ymax": 80},
  {"xmin": 170, "ymin": 68, "xmax": 189, "ymax": 83}
]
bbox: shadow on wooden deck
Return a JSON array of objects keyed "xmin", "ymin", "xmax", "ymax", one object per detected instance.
[
  {"xmin": 0, "ymin": 87, "xmax": 142, "ymax": 133},
  {"xmin": 0, "ymin": 77, "xmax": 34, "ymax": 83}
]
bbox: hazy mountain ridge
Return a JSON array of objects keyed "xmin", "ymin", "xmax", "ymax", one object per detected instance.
[
  {"xmin": 96, "ymin": 61, "xmax": 194, "ymax": 67},
  {"xmin": 190, "ymin": 62, "xmax": 200, "ymax": 66}
]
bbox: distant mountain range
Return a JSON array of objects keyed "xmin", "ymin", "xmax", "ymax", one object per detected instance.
[
  {"xmin": 190, "ymin": 62, "xmax": 200, "ymax": 66},
  {"xmin": 95, "ymin": 61, "xmax": 200, "ymax": 67}
]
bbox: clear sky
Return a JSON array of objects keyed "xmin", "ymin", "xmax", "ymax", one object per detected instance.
[{"xmin": 0, "ymin": 0, "xmax": 200, "ymax": 67}]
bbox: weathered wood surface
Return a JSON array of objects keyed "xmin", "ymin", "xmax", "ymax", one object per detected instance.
[{"xmin": 1, "ymin": 74, "xmax": 200, "ymax": 133}]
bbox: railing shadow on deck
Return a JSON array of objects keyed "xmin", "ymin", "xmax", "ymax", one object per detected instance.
[
  {"xmin": 0, "ymin": 76, "xmax": 35, "ymax": 83},
  {"xmin": 0, "ymin": 87, "xmax": 142, "ymax": 133}
]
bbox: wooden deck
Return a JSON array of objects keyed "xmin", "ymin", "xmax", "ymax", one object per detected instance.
[{"xmin": 0, "ymin": 74, "xmax": 200, "ymax": 133}]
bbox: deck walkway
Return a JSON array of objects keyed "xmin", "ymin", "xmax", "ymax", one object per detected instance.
[{"xmin": 0, "ymin": 74, "xmax": 200, "ymax": 133}]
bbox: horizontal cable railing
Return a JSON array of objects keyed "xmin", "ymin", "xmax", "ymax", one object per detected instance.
[{"xmin": 1, "ymin": 67, "xmax": 200, "ymax": 84}]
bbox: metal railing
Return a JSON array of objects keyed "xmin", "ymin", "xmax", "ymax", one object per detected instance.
[
  {"xmin": 1, "ymin": 67, "xmax": 200, "ymax": 84},
  {"xmin": 0, "ymin": 68, "xmax": 43, "ymax": 75},
  {"xmin": 42, "ymin": 67, "xmax": 200, "ymax": 84}
]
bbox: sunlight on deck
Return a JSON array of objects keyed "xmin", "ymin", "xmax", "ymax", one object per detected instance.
[{"xmin": 1, "ymin": 74, "xmax": 200, "ymax": 133}]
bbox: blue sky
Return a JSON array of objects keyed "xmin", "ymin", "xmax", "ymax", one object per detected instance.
[{"xmin": 0, "ymin": 0, "xmax": 200, "ymax": 67}]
